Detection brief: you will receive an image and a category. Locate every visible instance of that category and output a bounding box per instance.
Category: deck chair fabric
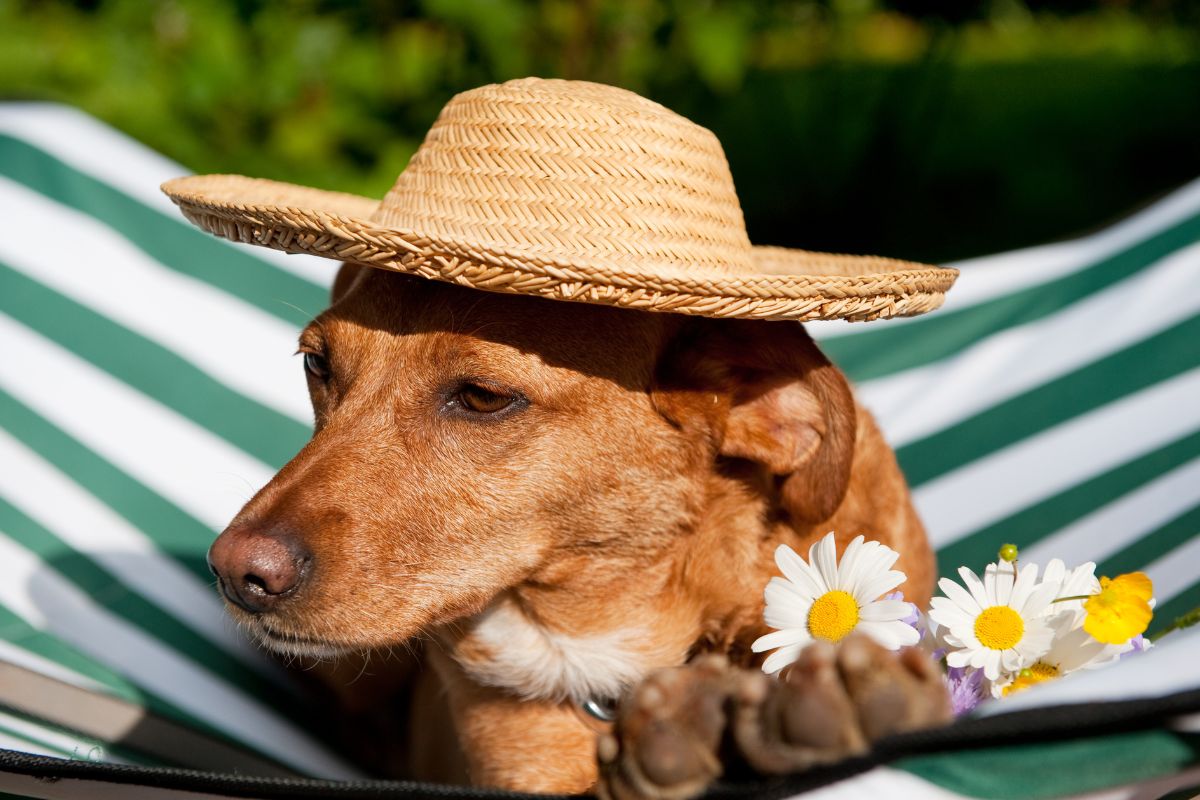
[0,103,1197,798]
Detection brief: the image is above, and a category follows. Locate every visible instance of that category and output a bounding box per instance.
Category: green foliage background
[3,0,1199,261]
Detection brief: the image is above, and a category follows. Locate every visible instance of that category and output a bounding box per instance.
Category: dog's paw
[834,635,952,741]
[731,636,951,775]
[596,638,951,800]
[596,654,732,800]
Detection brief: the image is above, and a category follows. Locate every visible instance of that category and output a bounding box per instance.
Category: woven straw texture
[163,78,957,322]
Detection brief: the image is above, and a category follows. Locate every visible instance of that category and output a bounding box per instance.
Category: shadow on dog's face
[208,265,854,659]
[209,267,702,656]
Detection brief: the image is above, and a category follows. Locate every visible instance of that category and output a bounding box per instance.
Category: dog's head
[208,265,855,657]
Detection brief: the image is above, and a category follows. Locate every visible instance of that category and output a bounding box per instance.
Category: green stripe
[1099,503,1200,578]
[824,212,1200,382]
[0,134,326,328]
[0,260,309,468]
[1152,579,1200,639]
[899,314,1200,487]
[0,502,299,714]
[936,428,1200,575]
[0,387,213,583]
[899,729,1200,800]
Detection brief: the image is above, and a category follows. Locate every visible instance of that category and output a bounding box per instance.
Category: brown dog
[207,262,947,795]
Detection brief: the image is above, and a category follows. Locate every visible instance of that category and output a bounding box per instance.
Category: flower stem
[1150,605,1200,642]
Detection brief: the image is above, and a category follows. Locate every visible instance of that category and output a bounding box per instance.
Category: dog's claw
[597,638,951,800]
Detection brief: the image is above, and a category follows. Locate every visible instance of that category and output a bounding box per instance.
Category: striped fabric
[0,103,1197,795]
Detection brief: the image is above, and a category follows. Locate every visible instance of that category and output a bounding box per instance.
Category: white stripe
[1022,456,1200,568]
[0,641,107,695]
[0,428,271,675]
[0,103,336,288]
[807,174,1200,341]
[0,177,313,423]
[0,531,360,779]
[786,766,973,800]
[0,711,124,764]
[0,312,274,531]
[1143,536,1200,607]
[0,732,58,758]
[916,368,1200,547]
[857,242,1200,447]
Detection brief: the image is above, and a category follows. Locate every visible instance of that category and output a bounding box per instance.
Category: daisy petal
[752,627,812,653]
[938,577,983,615]
[984,563,997,605]
[946,649,972,669]
[812,533,839,589]
[958,567,991,610]
[774,545,825,597]
[858,620,920,649]
[762,644,803,675]
[1021,581,1060,618]
[928,598,973,631]
[837,535,866,588]
[1065,563,1100,597]
[854,571,907,604]
[857,541,899,579]
[764,578,812,616]
[1009,562,1040,610]
[765,604,810,631]
[1042,558,1066,589]
[868,542,901,573]
[859,599,912,622]
[981,650,1004,681]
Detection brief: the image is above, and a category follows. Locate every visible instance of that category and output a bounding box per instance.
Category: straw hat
[162,78,956,322]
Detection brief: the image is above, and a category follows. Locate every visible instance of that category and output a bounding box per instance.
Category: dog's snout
[207,526,310,613]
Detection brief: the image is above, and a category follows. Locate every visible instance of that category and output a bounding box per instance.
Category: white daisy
[752,532,920,675]
[928,561,1059,681]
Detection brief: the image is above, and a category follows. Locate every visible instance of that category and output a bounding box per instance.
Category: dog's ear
[652,319,857,525]
[331,262,365,304]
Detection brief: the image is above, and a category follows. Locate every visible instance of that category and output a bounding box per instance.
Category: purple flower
[944,665,986,716]
[1121,634,1151,658]
[885,591,921,628]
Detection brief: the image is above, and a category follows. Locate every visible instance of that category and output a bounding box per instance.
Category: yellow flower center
[974,605,1024,650]
[1002,662,1060,696]
[808,590,860,642]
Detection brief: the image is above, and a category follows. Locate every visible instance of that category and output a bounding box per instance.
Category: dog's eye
[303,352,329,381]
[456,383,517,415]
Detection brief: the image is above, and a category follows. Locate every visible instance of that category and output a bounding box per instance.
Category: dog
[206,262,950,797]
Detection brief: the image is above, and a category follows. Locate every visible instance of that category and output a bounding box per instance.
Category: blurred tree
[1,0,1197,261]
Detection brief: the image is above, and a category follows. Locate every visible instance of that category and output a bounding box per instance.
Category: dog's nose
[207,526,310,614]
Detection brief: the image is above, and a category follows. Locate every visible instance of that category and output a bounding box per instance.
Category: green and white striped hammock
[0,103,1196,799]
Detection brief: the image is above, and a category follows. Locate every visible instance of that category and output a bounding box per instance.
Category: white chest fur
[452,596,655,705]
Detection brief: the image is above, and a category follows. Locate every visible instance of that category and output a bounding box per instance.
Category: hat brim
[162,174,957,323]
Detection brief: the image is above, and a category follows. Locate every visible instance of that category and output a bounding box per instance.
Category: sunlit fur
[212,265,933,792]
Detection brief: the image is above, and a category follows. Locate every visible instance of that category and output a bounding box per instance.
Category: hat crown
[373,78,754,276]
